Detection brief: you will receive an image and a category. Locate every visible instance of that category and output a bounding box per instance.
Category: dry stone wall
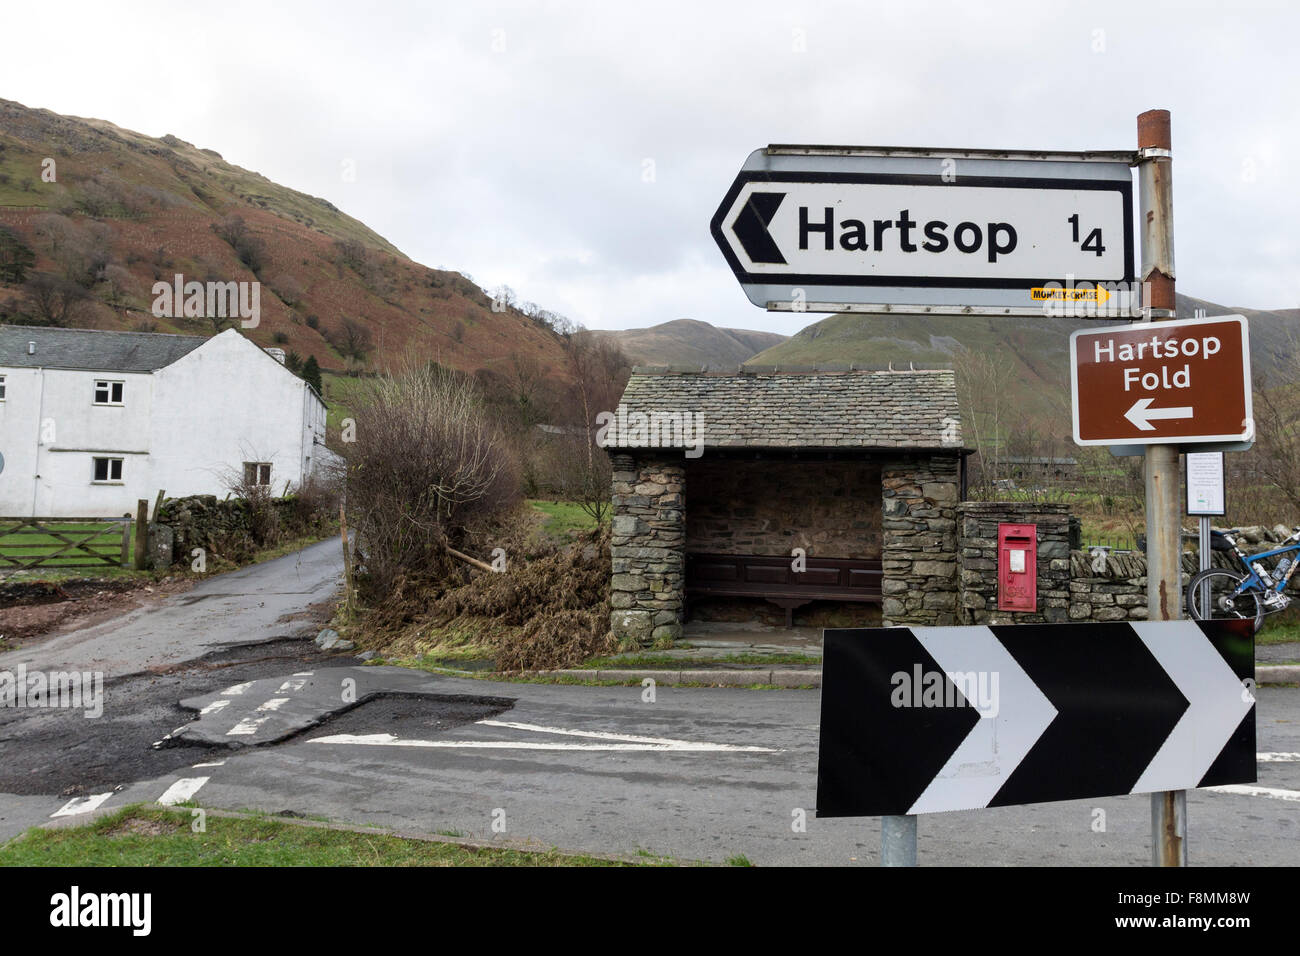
[881,454,961,626]
[609,453,685,645]
[685,458,881,558]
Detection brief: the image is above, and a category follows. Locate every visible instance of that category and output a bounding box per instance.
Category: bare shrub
[328,316,373,365]
[344,362,520,599]
[21,274,91,327]
[219,462,281,549]
[269,272,304,306]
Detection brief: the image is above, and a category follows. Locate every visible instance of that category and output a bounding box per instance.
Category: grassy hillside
[0,98,571,381]
[593,318,786,368]
[749,294,1300,434]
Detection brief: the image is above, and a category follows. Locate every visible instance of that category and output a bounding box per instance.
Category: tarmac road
[0,538,344,678]
[0,537,1296,865]
[6,662,1297,865]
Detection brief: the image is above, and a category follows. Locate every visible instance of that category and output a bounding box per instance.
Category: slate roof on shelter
[606,366,965,451]
[0,325,207,372]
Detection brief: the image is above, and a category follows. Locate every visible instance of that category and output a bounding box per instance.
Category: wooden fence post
[339,500,353,614]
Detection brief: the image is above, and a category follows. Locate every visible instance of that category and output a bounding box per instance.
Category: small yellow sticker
[1031,286,1111,302]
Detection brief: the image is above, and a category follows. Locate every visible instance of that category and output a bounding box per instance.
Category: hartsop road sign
[711,145,1138,316]
[816,620,1255,817]
[1070,314,1252,446]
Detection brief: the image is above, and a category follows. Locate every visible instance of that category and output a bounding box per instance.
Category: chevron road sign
[711,145,1139,316]
[816,620,1256,817]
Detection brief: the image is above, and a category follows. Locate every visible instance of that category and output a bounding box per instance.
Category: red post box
[997,523,1037,613]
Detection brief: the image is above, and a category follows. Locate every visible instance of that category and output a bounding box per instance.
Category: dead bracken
[355,521,613,672]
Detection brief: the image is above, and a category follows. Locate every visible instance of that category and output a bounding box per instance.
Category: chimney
[265,347,286,365]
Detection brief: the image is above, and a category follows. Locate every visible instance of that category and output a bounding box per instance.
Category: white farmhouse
[0,326,334,517]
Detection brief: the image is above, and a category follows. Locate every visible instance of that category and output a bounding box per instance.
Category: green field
[528,499,599,542]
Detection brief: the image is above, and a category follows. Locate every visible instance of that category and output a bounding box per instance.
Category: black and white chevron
[816,619,1256,817]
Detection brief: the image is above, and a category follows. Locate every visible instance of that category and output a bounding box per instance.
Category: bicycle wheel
[1185,568,1264,632]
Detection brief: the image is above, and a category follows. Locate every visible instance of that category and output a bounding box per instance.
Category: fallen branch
[447,546,497,574]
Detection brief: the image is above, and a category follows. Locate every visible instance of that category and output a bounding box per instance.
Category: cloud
[0,0,1294,333]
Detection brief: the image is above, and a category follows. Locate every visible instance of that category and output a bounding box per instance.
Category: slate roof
[0,325,207,372]
[606,367,965,451]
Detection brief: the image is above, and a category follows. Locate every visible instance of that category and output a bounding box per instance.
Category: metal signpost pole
[1137,108,1188,867]
[1200,515,1211,616]
[882,813,917,866]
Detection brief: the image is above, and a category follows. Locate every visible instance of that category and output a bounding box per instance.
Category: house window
[0,375,6,401]
[92,457,124,482]
[244,462,272,486]
[94,380,124,405]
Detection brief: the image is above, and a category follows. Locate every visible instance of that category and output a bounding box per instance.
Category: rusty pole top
[1137,109,1175,312]
[1138,109,1172,151]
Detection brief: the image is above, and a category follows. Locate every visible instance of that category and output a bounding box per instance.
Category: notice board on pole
[1186,452,1226,517]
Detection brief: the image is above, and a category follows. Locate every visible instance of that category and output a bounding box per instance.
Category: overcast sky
[1,0,1295,334]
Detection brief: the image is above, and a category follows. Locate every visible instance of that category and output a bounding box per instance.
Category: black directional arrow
[730,191,787,264]
[816,629,980,817]
[986,624,1189,808]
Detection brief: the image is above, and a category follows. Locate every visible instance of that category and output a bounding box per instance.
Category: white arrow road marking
[199,699,231,716]
[158,777,209,806]
[1258,752,1300,762]
[905,626,1058,814]
[311,719,779,753]
[277,678,308,693]
[1131,621,1255,793]
[1208,784,1300,802]
[1124,397,1194,431]
[309,734,776,752]
[221,682,253,696]
[227,697,290,736]
[476,719,761,747]
[51,792,114,818]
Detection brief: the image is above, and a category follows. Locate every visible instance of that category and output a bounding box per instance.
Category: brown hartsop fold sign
[1070,315,1252,446]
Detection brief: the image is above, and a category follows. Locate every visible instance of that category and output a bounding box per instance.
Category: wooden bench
[685,552,883,627]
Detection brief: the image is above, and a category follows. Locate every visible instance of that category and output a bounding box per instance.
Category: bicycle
[1185,526,1300,632]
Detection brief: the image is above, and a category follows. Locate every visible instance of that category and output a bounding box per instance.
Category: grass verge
[0,805,642,867]
[575,653,820,670]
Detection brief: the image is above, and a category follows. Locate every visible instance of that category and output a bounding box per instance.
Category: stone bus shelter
[602,366,969,645]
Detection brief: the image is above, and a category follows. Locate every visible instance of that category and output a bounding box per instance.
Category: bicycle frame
[1222,532,1300,598]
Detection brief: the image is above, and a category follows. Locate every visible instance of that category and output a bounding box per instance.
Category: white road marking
[278,678,308,693]
[1208,784,1300,803]
[158,777,210,806]
[226,697,290,736]
[51,792,114,818]
[310,733,776,752]
[476,719,772,748]
[191,760,225,768]
[222,682,254,696]
[200,699,231,715]
[1258,752,1300,762]
[293,671,314,677]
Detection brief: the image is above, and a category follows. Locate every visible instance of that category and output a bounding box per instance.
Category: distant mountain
[594,318,786,368]
[0,98,572,381]
[747,294,1300,432]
